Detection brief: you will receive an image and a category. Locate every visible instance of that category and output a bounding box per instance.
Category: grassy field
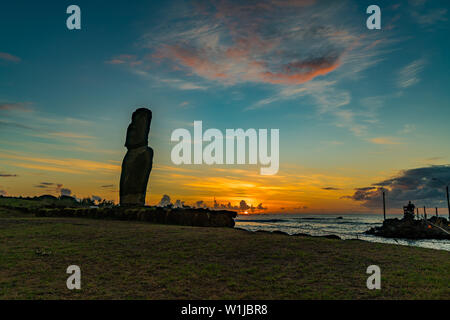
[1,208,449,300]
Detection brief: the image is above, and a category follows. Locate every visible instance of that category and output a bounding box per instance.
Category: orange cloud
[165,45,229,81]
[106,54,142,67]
[162,44,340,85]
[369,137,401,145]
[48,132,94,140]
[0,102,32,112]
[9,162,84,174]
[260,58,341,85]
[0,151,120,175]
[139,0,351,87]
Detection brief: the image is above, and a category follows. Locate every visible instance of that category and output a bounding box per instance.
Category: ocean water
[235,214,450,251]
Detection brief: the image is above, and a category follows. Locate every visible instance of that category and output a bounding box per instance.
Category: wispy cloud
[105,0,397,140]
[247,80,351,112]
[411,8,447,26]
[144,0,390,138]
[0,173,18,177]
[48,132,94,140]
[0,150,120,175]
[159,78,208,90]
[105,54,143,67]
[111,1,389,90]
[0,52,21,63]
[100,184,116,189]
[33,182,73,197]
[335,109,367,137]
[408,0,427,6]
[369,137,401,145]
[400,124,416,134]
[0,120,35,130]
[0,102,32,112]
[407,0,448,30]
[145,1,351,86]
[38,116,93,127]
[0,103,96,140]
[397,59,426,88]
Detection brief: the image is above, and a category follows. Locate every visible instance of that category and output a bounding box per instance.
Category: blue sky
[1,0,449,213]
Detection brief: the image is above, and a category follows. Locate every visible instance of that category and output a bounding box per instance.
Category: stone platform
[35,207,237,228]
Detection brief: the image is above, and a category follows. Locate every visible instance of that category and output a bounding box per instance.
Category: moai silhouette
[120,108,153,206]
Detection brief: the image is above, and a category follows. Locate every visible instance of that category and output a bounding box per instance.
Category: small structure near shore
[365,201,450,240]
[403,201,415,220]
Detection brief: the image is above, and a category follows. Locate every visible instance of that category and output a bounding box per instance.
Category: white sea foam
[235,214,450,251]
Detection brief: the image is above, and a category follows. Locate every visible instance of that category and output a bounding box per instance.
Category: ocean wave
[235,219,285,223]
[295,217,344,221]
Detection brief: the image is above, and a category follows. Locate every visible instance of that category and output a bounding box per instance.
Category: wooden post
[416,207,419,220]
[423,206,427,220]
[435,207,438,217]
[382,191,386,221]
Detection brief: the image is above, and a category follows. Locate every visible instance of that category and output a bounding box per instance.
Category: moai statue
[120,108,153,206]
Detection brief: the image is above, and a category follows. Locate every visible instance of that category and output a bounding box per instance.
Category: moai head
[125,108,152,149]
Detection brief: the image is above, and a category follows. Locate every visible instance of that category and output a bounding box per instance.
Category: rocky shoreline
[365,216,450,240]
[235,227,342,239]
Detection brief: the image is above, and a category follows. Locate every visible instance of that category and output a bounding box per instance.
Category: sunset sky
[1,0,449,214]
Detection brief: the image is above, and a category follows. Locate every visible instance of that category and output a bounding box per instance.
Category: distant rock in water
[365,217,450,240]
[120,108,154,207]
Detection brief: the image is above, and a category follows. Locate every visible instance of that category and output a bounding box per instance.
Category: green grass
[0,208,449,300]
